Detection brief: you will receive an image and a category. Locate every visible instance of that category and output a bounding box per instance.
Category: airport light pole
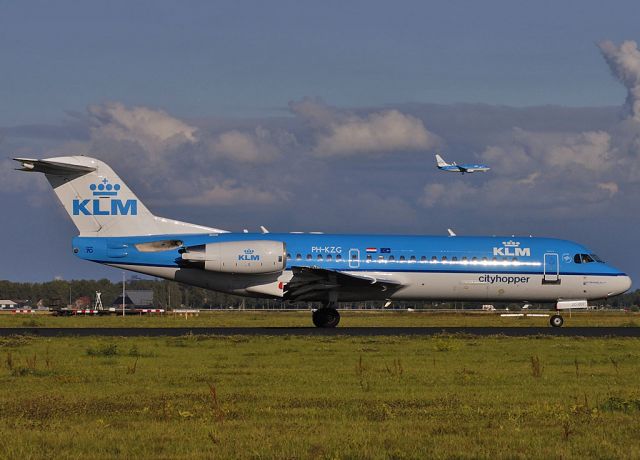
[122,271,125,317]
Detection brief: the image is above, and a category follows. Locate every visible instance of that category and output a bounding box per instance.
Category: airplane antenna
[243,229,248,233]
[447,228,457,237]
[260,226,270,234]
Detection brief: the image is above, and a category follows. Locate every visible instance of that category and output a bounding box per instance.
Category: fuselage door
[543,252,560,284]
[348,248,360,269]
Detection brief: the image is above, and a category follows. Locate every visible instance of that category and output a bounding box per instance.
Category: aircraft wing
[284,266,403,301]
[458,165,470,172]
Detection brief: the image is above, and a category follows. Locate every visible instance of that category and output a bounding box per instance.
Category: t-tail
[14,156,224,237]
[435,153,449,168]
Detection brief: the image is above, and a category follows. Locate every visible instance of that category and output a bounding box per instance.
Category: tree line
[0,278,638,310]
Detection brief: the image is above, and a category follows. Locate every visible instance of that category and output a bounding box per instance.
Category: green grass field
[1,309,639,328]
[1,333,640,459]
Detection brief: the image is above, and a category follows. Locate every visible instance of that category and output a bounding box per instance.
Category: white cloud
[314,110,437,156]
[88,102,197,153]
[484,128,612,172]
[598,40,640,122]
[290,98,439,156]
[541,131,612,171]
[211,126,292,162]
[597,181,619,197]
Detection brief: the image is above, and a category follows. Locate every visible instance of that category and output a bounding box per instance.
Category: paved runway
[1,327,640,337]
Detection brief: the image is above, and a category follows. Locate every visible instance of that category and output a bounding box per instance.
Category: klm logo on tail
[72,179,138,216]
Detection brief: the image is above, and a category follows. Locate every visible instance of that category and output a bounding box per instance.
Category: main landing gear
[312,304,340,328]
[550,314,564,328]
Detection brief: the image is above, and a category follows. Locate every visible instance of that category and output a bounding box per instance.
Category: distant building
[0,300,17,309]
[112,290,153,308]
[74,296,91,309]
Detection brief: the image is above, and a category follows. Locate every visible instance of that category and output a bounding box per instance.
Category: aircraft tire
[550,314,564,328]
[312,307,340,328]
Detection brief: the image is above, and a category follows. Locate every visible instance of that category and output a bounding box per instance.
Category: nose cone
[610,275,632,296]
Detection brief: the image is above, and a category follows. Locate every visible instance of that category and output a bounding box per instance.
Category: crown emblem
[90,178,121,197]
[502,240,520,247]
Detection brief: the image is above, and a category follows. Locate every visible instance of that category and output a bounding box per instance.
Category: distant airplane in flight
[14,156,630,328]
[435,153,490,174]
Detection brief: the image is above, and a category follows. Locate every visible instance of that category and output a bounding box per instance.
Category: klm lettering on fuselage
[492,241,531,257]
[73,199,138,216]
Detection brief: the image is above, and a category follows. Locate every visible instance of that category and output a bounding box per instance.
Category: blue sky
[2,0,639,124]
[1,1,640,286]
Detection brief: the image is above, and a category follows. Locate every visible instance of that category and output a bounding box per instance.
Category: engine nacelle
[181,240,286,274]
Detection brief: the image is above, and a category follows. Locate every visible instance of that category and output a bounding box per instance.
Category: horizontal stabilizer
[14,158,96,175]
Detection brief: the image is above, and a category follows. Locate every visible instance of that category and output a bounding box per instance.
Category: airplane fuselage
[72,233,631,304]
[437,164,490,173]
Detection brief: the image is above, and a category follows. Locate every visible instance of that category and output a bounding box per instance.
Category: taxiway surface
[1,327,639,337]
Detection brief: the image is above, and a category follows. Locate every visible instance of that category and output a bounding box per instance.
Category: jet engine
[180,240,286,274]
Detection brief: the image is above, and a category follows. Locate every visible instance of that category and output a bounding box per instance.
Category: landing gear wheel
[550,314,564,328]
[312,307,340,328]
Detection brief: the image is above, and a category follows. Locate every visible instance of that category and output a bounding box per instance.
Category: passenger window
[296,253,302,260]
[336,254,342,261]
[442,256,448,261]
[420,256,426,261]
[366,255,372,261]
[316,254,323,261]
[512,257,518,262]
[378,255,384,261]
[306,254,312,260]
[388,255,395,261]
[482,257,488,262]
[326,255,332,261]
[351,253,357,260]
[492,257,497,261]
[431,256,438,262]
[472,257,478,262]
[286,253,291,260]
[399,256,406,261]
[462,257,468,262]
[410,256,416,262]
[451,256,458,261]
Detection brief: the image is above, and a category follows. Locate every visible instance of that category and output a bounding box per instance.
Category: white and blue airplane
[15,156,631,327]
[435,153,490,173]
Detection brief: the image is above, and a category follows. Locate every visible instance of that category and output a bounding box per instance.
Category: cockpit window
[581,254,594,263]
[575,253,597,264]
[591,254,605,263]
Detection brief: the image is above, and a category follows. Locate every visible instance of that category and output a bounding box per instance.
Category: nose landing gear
[312,304,340,328]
